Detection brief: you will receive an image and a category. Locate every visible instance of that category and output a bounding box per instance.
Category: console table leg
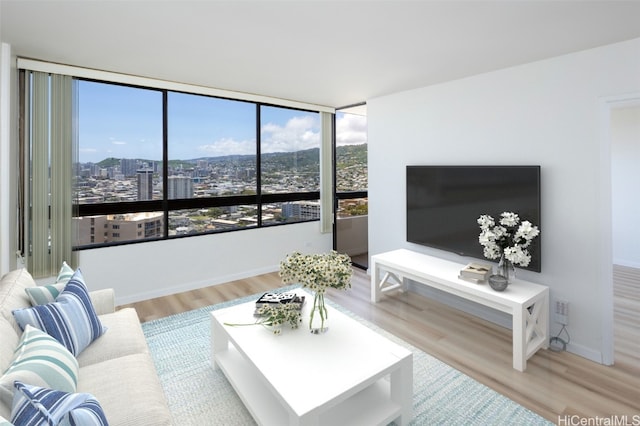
[513,308,526,372]
[371,260,381,303]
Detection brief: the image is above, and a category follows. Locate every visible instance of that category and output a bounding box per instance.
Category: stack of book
[254,292,305,316]
[459,263,492,283]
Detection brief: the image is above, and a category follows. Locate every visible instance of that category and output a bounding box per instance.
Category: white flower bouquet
[279,251,352,332]
[477,212,540,267]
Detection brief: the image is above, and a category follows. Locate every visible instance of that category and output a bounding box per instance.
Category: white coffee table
[210,289,413,426]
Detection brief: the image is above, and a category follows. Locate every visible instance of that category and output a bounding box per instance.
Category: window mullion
[256,104,262,227]
[162,90,169,238]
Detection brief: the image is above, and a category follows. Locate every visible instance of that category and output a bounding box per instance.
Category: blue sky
[78,81,366,164]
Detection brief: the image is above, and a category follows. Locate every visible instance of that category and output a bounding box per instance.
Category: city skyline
[78,80,367,164]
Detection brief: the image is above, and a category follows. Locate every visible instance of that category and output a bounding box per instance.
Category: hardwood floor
[123,268,640,423]
[614,264,640,370]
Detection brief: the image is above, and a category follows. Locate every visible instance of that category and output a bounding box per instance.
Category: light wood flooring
[123,267,640,423]
[614,264,640,370]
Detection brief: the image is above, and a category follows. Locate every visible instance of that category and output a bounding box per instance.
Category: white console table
[371,249,549,372]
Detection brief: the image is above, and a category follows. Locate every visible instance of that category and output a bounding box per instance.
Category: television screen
[406,165,541,272]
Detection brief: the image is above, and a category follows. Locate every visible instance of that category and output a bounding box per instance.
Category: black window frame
[75,79,321,250]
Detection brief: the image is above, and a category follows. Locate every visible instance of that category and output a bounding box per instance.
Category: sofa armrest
[90,289,116,315]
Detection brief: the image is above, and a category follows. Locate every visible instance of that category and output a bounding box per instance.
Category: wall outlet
[554,300,569,325]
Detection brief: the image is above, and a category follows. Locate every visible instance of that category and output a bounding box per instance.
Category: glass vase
[488,253,515,292]
[497,253,516,283]
[309,291,329,334]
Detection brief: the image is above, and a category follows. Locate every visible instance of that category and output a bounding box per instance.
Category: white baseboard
[565,341,604,364]
[115,264,280,306]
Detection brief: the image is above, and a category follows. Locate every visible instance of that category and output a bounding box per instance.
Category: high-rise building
[120,158,138,177]
[137,169,154,201]
[106,212,164,242]
[282,201,320,220]
[168,176,194,199]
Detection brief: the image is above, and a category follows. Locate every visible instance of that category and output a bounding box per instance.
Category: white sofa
[0,268,172,425]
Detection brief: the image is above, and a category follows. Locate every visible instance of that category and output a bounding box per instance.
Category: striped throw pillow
[0,325,79,405]
[11,381,108,426]
[24,282,66,306]
[12,269,107,356]
[24,261,75,305]
[55,261,76,284]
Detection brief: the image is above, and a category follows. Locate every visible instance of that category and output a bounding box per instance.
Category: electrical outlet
[554,300,569,325]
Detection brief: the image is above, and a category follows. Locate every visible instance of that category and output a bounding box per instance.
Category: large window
[335,110,368,218]
[74,80,321,247]
[260,105,320,194]
[76,81,163,203]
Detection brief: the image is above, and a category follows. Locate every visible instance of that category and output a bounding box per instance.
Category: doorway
[610,103,640,370]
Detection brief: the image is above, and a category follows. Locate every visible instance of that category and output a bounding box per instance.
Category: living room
[1,1,640,424]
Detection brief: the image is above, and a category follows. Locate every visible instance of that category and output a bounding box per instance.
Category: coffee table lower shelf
[214,345,405,426]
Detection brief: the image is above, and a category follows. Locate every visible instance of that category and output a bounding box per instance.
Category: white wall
[367,37,640,363]
[76,221,331,306]
[611,106,640,268]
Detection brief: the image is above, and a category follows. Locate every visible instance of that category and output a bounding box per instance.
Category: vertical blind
[23,70,76,278]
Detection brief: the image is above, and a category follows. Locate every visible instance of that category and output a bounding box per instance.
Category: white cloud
[197,137,256,157]
[336,113,367,146]
[261,115,320,153]
[111,140,127,145]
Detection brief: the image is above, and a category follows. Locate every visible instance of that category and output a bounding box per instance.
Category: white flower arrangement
[477,212,540,267]
[280,251,352,332]
[279,251,353,293]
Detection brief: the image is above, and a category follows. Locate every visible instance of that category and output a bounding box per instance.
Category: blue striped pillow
[12,269,107,356]
[0,325,78,405]
[11,381,108,426]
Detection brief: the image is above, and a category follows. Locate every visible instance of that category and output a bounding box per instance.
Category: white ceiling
[2,1,640,109]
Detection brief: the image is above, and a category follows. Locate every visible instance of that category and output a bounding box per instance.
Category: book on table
[254,292,305,316]
[459,262,492,282]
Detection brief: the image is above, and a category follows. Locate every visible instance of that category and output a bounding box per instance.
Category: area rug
[142,287,552,425]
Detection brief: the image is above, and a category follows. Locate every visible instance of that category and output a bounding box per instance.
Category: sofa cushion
[77,308,149,368]
[0,269,36,335]
[0,318,19,378]
[0,415,11,425]
[24,261,75,306]
[12,269,107,357]
[0,325,79,405]
[78,354,172,426]
[11,381,107,426]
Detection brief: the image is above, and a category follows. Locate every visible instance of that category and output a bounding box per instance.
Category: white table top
[211,289,412,417]
[372,249,548,310]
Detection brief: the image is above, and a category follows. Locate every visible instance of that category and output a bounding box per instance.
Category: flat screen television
[406,165,541,272]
